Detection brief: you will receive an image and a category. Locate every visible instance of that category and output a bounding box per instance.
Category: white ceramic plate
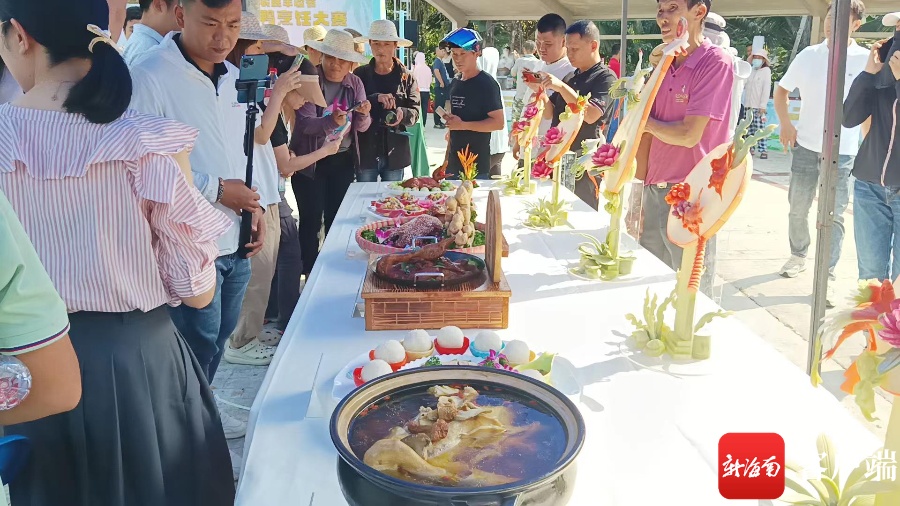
[383,184,457,199]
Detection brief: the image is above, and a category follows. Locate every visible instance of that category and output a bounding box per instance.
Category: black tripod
[235,79,261,259]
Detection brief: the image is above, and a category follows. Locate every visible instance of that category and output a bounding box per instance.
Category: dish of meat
[368,194,448,219]
[373,241,486,289]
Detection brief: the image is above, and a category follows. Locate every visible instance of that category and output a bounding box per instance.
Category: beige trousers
[232,203,281,348]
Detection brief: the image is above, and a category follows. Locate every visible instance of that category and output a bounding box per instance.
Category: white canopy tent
[427,0,898,27]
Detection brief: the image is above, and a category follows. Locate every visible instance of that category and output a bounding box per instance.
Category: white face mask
[751,59,763,69]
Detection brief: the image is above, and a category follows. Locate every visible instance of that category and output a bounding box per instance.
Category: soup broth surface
[348,383,566,487]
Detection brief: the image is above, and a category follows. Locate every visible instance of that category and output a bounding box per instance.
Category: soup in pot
[348,384,566,488]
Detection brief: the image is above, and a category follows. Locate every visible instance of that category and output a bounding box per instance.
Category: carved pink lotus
[541,127,565,147]
[592,143,620,168]
[532,158,553,179]
[879,300,900,347]
[522,103,540,120]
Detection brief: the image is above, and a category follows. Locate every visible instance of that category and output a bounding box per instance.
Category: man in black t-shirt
[542,20,617,209]
[440,28,504,180]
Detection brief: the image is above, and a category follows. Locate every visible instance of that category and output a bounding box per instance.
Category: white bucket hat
[303,24,328,47]
[751,48,770,64]
[884,12,900,27]
[306,29,369,64]
[239,12,277,42]
[363,19,412,47]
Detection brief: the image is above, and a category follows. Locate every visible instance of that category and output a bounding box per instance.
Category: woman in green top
[0,188,80,425]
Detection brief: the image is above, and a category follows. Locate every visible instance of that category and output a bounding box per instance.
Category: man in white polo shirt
[123,0,180,66]
[773,0,868,306]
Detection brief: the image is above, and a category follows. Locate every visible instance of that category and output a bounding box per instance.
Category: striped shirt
[0,104,232,313]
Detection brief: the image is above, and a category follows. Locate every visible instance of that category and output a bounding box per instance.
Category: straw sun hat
[306,29,368,63]
[262,23,305,53]
[239,12,277,41]
[303,24,328,46]
[363,19,412,47]
[751,48,770,65]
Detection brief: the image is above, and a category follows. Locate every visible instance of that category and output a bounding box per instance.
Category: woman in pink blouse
[0,1,235,504]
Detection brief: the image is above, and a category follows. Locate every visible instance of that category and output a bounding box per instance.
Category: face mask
[751,59,763,69]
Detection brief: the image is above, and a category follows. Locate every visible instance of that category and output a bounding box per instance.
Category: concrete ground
[216,124,890,475]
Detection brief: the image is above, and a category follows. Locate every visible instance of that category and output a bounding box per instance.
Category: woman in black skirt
[0,1,235,504]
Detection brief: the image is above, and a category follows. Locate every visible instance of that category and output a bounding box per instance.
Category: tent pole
[620,0,628,70]
[806,0,850,376]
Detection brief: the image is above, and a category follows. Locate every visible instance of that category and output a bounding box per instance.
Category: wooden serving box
[362,191,511,331]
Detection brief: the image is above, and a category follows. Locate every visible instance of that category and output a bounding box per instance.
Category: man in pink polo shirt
[637,0,733,296]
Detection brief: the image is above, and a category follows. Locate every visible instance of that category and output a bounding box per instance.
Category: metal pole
[807,0,850,376]
[620,0,628,71]
[399,8,407,63]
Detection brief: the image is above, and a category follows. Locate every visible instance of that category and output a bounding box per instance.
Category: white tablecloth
[236,182,880,506]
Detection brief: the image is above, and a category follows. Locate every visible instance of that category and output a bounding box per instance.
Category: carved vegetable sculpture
[445,181,475,247]
[625,115,773,360]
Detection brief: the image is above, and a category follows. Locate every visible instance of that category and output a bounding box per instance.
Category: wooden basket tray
[361,270,511,331]
[362,191,510,331]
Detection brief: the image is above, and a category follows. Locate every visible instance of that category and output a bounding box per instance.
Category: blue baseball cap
[440,28,483,52]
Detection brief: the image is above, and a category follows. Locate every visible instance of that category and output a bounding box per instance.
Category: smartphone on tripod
[237,54,270,104]
[235,54,270,258]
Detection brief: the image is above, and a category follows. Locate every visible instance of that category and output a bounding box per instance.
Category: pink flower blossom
[592,143,621,168]
[542,127,565,147]
[532,158,553,179]
[523,103,539,120]
[879,300,900,347]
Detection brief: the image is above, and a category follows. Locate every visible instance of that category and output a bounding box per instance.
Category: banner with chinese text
[258,0,385,46]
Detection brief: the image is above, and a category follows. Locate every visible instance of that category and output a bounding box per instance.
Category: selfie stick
[235,79,261,259]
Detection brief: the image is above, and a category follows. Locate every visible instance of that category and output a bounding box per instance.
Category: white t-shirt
[531,56,575,137]
[511,55,541,100]
[0,68,21,105]
[777,40,869,155]
[123,24,167,67]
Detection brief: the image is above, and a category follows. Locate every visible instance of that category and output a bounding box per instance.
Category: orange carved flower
[708,147,735,197]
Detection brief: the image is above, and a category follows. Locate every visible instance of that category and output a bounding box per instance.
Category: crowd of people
[1,0,900,504]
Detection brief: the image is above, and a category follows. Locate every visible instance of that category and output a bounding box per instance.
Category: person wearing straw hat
[290,29,371,275]
[353,19,421,182]
[744,46,771,159]
[223,12,306,368]
[303,24,328,66]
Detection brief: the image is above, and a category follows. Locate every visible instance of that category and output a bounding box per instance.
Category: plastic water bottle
[0,356,32,410]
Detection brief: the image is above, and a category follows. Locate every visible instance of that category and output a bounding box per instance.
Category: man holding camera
[130,0,265,404]
[353,20,421,182]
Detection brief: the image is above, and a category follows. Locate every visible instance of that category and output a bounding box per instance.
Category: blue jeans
[854,179,900,281]
[357,156,404,182]
[169,253,251,382]
[787,145,852,278]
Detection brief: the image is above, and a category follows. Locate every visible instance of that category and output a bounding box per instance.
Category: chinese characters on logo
[259,0,347,27]
[865,449,898,483]
[718,433,785,499]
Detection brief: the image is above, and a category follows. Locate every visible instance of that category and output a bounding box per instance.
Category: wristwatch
[215,177,225,203]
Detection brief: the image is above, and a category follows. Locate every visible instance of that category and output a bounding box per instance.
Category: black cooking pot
[330,366,585,506]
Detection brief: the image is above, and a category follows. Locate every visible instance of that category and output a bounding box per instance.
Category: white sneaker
[826,285,837,309]
[223,338,276,366]
[779,255,807,278]
[230,449,242,482]
[220,409,247,440]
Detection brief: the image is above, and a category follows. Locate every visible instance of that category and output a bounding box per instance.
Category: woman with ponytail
[0,0,236,504]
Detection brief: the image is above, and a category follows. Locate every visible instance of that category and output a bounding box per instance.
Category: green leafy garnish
[472,230,485,247]
[361,230,377,243]
[423,357,442,367]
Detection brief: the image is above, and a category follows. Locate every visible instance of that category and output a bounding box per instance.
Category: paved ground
[216,125,891,475]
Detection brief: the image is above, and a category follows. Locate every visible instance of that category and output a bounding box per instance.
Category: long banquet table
[236,182,880,505]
